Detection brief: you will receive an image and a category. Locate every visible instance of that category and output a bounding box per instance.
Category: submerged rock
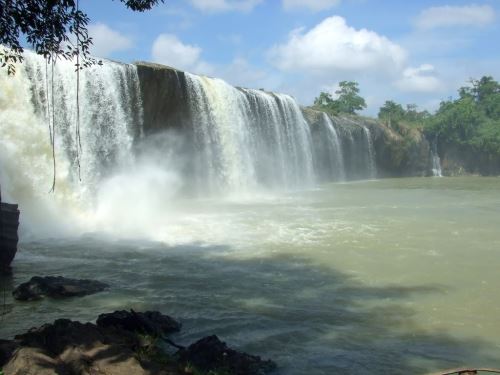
[97,310,181,337]
[178,335,277,375]
[12,276,109,301]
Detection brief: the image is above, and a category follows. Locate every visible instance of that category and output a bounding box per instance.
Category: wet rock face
[97,310,181,337]
[134,62,192,134]
[178,335,277,375]
[12,276,109,301]
[0,202,20,274]
[439,141,500,176]
[303,108,432,178]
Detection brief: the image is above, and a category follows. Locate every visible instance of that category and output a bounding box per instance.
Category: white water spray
[431,140,443,177]
[185,73,315,193]
[0,52,143,235]
[322,113,346,181]
[361,125,377,179]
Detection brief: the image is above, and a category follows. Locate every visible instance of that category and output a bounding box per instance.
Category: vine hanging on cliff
[0,0,164,191]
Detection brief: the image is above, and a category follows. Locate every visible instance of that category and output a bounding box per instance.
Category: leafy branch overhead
[0,0,164,74]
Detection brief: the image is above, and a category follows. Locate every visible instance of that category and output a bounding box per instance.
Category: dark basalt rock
[97,310,181,337]
[178,335,277,375]
[12,276,109,301]
[0,313,277,375]
[4,318,160,375]
[0,339,19,367]
[0,202,20,274]
[15,319,123,355]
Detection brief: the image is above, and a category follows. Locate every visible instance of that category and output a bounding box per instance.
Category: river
[2,176,499,374]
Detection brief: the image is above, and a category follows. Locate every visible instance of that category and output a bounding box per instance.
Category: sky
[81,0,500,115]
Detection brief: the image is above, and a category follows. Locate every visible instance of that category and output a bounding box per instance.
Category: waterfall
[2,53,393,237]
[184,73,315,193]
[361,125,377,179]
[322,113,346,181]
[0,52,142,232]
[431,139,443,177]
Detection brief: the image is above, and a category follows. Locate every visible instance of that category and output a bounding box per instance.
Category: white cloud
[395,64,444,93]
[88,23,133,58]
[415,4,495,30]
[187,0,262,13]
[151,33,214,74]
[282,0,341,12]
[268,16,407,75]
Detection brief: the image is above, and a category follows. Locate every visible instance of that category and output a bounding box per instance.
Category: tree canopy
[374,76,500,157]
[426,76,500,155]
[378,101,429,127]
[0,0,164,74]
[314,81,366,115]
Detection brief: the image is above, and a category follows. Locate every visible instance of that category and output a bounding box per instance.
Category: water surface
[2,176,500,374]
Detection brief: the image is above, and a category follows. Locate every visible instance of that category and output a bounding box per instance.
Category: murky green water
[2,177,500,374]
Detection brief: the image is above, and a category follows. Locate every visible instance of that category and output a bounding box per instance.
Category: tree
[314,92,334,107]
[313,81,366,115]
[378,100,405,123]
[0,0,163,75]
[334,81,366,114]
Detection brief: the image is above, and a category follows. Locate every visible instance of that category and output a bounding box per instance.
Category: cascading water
[184,73,315,193]
[361,125,377,179]
[0,51,143,234]
[322,113,346,181]
[431,139,443,177]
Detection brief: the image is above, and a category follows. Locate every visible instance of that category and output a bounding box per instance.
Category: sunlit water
[1,176,500,374]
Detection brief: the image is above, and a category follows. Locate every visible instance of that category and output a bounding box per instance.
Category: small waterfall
[184,73,315,193]
[361,125,377,179]
[431,139,443,177]
[322,113,346,181]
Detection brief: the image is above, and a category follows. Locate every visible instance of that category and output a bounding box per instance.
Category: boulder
[12,276,109,301]
[178,335,276,375]
[97,310,181,337]
[0,313,277,375]
[2,319,168,375]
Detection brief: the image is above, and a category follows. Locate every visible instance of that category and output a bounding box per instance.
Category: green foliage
[378,101,429,129]
[334,81,367,114]
[0,0,163,74]
[378,100,405,123]
[313,81,366,115]
[426,76,500,157]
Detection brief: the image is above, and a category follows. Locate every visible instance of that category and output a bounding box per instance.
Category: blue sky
[82,0,500,115]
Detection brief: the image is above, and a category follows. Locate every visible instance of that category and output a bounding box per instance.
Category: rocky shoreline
[1,277,277,375]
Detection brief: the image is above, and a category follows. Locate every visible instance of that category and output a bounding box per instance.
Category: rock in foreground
[2,318,164,375]
[97,310,182,336]
[178,335,277,375]
[0,311,276,375]
[12,276,109,301]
